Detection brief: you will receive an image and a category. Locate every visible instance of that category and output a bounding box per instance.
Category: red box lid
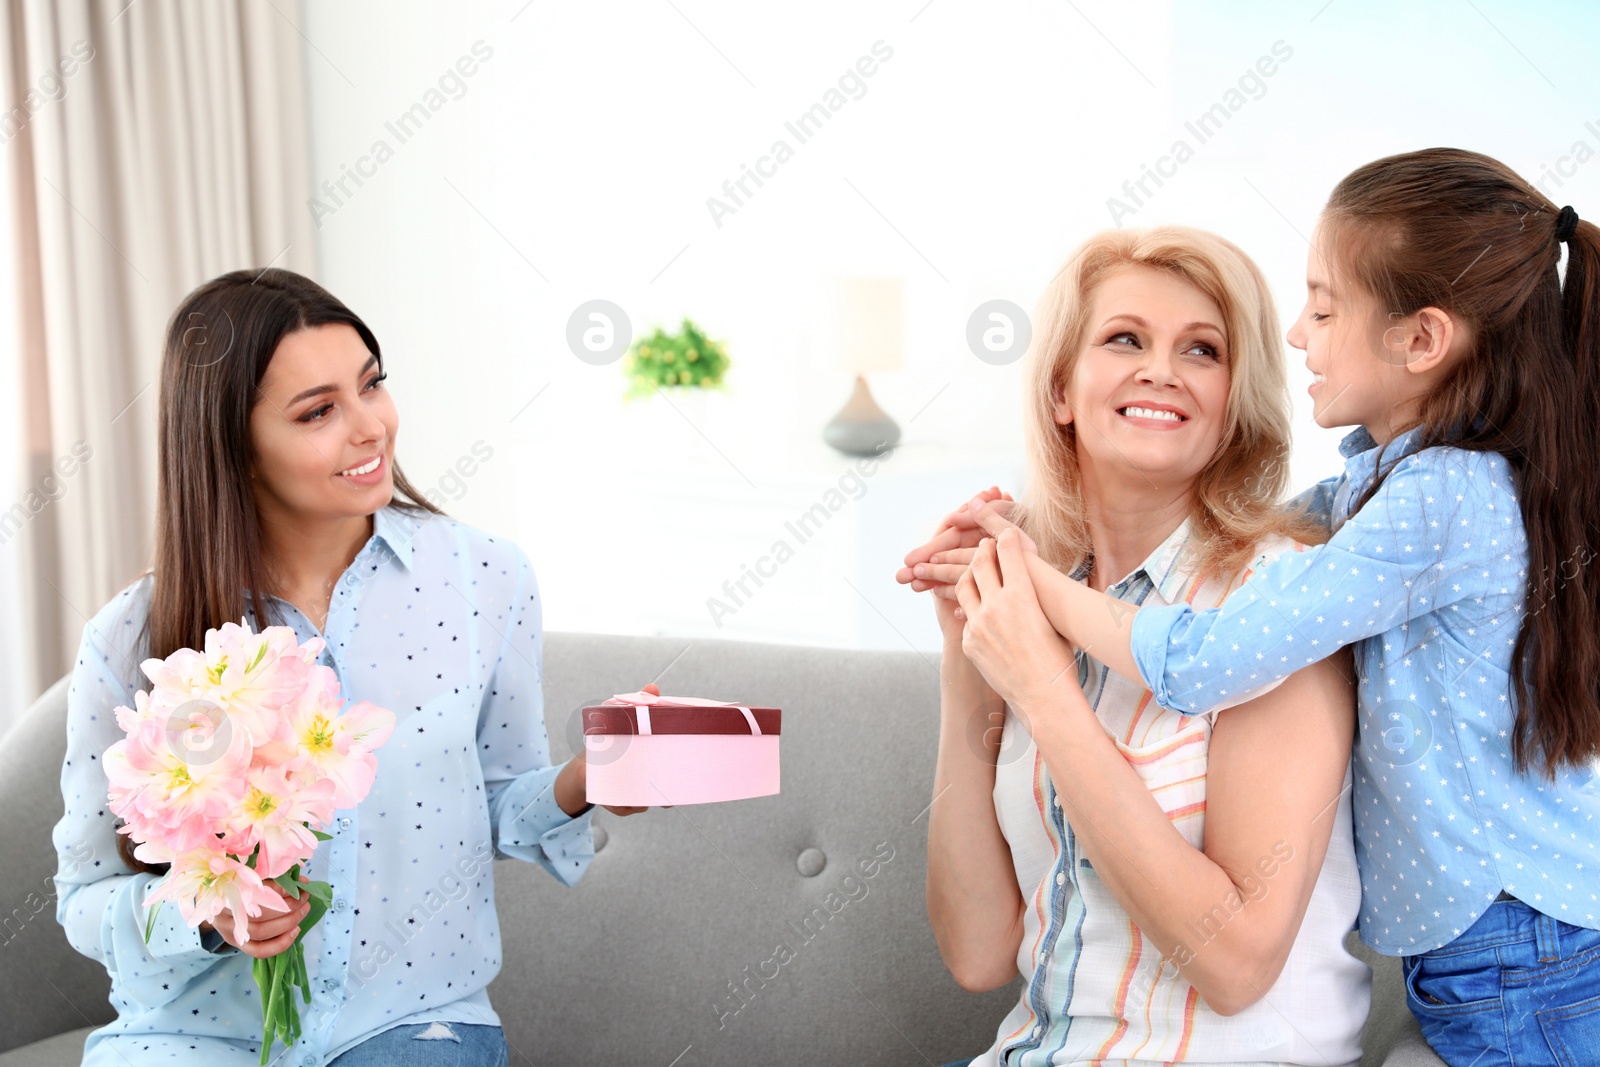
[582,703,781,736]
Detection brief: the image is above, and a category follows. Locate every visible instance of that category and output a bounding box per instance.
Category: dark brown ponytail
[1324,147,1600,778]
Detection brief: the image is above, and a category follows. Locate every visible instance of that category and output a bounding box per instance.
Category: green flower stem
[288,949,302,1042]
[265,959,278,1034]
[271,956,287,1037]
[256,905,327,1061]
[254,849,334,1063]
[281,956,294,1036]
[251,958,266,1055]
[258,956,280,1065]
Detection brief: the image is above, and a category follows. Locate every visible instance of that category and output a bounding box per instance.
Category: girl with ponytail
[910,148,1600,1064]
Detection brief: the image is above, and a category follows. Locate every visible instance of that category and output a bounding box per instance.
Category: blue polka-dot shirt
[1131,425,1600,955]
[51,503,593,1064]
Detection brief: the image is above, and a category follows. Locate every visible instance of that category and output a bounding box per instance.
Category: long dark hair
[1324,147,1600,778]
[118,268,447,874]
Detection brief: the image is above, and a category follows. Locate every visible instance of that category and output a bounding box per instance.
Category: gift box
[582,691,781,806]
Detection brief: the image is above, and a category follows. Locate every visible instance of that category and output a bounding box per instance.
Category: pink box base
[584,734,780,806]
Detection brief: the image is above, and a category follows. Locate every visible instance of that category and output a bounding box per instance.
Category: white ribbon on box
[603,691,762,735]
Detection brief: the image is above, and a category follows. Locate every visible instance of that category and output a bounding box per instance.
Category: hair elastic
[1556,205,1580,243]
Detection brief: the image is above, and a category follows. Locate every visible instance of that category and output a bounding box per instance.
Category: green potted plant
[623,317,730,400]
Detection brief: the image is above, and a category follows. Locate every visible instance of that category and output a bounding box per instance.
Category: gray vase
[823,375,901,456]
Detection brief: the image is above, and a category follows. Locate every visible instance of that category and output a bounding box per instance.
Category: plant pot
[629,386,732,442]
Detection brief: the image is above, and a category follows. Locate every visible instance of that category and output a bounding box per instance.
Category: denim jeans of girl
[1404,896,1600,1067]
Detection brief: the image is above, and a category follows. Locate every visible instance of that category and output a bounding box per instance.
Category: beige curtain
[2,0,317,708]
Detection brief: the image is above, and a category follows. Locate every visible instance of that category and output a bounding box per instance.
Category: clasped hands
[896,487,1076,713]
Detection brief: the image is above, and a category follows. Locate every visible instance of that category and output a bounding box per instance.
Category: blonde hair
[1015,226,1325,582]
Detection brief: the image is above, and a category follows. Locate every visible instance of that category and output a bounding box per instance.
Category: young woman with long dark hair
[52,268,652,1066]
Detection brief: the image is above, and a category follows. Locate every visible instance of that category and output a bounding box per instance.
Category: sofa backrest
[0,633,1017,1063]
[3,631,1427,1066]
[0,675,117,1054]
[492,632,1019,1066]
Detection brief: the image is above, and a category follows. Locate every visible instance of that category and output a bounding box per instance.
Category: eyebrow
[286,354,379,408]
[1100,313,1223,334]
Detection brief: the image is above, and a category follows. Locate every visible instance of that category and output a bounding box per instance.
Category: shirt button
[333,898,349,913]
[339,817,352,829]
[1055,872,1066,886]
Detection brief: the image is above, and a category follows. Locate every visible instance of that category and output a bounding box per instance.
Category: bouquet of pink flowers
[103,621,394,1064]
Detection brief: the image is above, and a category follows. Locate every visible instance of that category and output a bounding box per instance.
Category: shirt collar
[1141,518,1196,602]
[1339,423,1430,492]
[370,503,419,571]
[1065,517,1195,603]
[1337,425,1379,459]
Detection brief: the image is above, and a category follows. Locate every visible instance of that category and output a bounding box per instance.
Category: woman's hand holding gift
[556,683,671,818]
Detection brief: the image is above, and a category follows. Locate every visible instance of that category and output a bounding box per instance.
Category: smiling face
[1053,264,1231,494]
[249,323,397,524]
[1286,221,1413,435]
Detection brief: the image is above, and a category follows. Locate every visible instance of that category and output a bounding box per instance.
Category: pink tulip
[105,717,250,852]
[111,688,172,735]
[222,764,337,879]
[285,667,395,809]
[138,623,320,746]
[104,622,394,1061]
[139,840,291,945]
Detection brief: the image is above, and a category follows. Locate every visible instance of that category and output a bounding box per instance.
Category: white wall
[300,0,1600,652]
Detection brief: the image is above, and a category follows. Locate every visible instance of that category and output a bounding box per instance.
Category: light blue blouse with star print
[51,503,594,1065]
[1131,425,1600,956]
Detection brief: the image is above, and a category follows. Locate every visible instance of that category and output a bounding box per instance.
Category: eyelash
[299,372,387,424]
[1105,331,1220,360]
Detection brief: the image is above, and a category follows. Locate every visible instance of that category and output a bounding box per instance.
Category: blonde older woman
[900,228,1369,1066]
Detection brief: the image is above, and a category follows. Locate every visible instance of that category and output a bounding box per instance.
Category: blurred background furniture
[821,275,904,456]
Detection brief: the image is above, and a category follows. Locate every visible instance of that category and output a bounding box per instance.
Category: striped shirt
[972,519,1369,1066]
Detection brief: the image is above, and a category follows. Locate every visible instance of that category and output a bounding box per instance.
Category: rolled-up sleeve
[477,547,595,887]
[1132,448,1510,713]
[52,608,234,1013]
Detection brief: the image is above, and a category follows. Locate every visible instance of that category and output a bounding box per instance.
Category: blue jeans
[1404,897,1600,1066]
[326,1022,508,1067]
[937,1060,974,1067]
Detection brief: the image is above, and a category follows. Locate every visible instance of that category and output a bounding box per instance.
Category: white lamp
[821,276,902,456]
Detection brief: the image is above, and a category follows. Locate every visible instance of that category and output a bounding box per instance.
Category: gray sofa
[0,632,1442,1066]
